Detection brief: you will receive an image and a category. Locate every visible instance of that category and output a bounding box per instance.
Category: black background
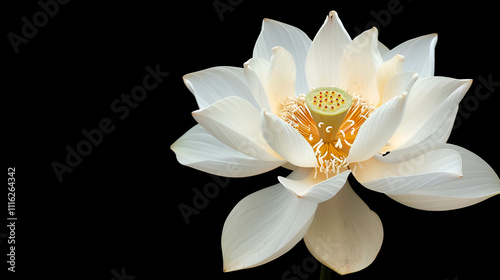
[4,0,500,279]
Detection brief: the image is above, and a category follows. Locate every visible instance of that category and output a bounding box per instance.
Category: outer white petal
[192,96,281,161]
[171,125,285,177]
[183,66,259,109]
[388,194,492,211]
[392,78,472,150]
[304,181,383,275]
[347,94,407,163]
[260,111,318,167]
[339,28,383,106]
[253,18,312,94]
[376,54,404,105]
[422,145,500,198]
[305,11,351,89]
[353,147,463,195]
[404,144,498,192]
[382,34,437,78]
[267,47,297,115]
[222,183,317,271]
[389,144,500,210]
[278,168,351,203]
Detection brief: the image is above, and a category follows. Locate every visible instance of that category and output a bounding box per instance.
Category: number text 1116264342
[7,167,16,272]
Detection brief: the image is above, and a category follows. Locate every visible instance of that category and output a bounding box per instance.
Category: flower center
[304,87,353,143]
[280,88,374,178]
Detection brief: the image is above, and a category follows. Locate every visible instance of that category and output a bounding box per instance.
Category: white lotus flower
[171,11,500,275]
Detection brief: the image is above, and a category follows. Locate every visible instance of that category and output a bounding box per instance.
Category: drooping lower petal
[171,125,285,177]
[304,181,384,275]
[222,183,317,271]
[388,144,500,210]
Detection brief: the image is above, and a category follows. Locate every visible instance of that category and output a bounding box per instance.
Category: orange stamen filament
[280,93,374,178]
